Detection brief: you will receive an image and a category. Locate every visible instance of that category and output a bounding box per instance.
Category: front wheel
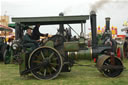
[28,46,63,80]
[96,55,124,77]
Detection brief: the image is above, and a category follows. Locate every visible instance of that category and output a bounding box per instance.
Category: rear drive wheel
[28,46,63,80]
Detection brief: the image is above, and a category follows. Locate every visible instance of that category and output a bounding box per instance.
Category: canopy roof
[0,25,13,32]
[12,15,89,25]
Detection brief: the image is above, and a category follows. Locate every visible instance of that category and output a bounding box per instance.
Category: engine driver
[23,26,39,53]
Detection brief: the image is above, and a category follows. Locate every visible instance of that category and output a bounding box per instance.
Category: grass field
[0,60,128,85]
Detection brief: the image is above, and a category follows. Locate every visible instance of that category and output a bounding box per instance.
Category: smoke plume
[63,6,73,15]
[90,0,128,12]
[90,0,111,12]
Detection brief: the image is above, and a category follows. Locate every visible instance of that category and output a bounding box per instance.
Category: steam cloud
[63,6,72,15]
[90,0,111,12]
[90,0,127,12]
[62,0,128,15]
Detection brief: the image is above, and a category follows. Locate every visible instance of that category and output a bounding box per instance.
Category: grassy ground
[0,60,128,85]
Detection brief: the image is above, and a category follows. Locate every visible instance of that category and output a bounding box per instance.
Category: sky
[0,0,128,35]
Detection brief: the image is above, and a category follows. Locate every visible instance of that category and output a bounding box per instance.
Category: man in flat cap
[23,26,39,53]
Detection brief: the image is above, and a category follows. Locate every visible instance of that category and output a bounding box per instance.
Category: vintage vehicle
[96,17,124,60]
[0,27,12,62]
[121,27,128,59]
[11,11,124,80]
[0,36,7,61]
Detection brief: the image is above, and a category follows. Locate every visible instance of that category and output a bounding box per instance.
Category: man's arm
[40,33,45,36]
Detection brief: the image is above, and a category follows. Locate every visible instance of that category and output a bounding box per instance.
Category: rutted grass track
[0,60,128,85]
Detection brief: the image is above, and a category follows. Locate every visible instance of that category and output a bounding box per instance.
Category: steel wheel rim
[28,46,63,80]
[102,57,123,77]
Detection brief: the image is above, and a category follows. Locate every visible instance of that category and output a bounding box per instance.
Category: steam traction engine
[11,11,124,80]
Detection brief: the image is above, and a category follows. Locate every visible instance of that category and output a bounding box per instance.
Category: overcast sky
[0,0,128,35]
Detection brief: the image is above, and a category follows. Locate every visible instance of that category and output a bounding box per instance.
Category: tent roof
[0,25,13,32]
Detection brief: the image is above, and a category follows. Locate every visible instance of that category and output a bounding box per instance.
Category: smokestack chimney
[104,17,112,38]
[59,12,64,16]
[105,17,111,31]
[59,12,64,36]
[90,11,97,47]
[58,12,64,36]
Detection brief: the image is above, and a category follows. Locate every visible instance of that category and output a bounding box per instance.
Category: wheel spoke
[50,63,59,66]
[47,67,51,75]
[44,69,47,77]
[40,51,45,59]
[49,52,54,59]
[51,66,57,72]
